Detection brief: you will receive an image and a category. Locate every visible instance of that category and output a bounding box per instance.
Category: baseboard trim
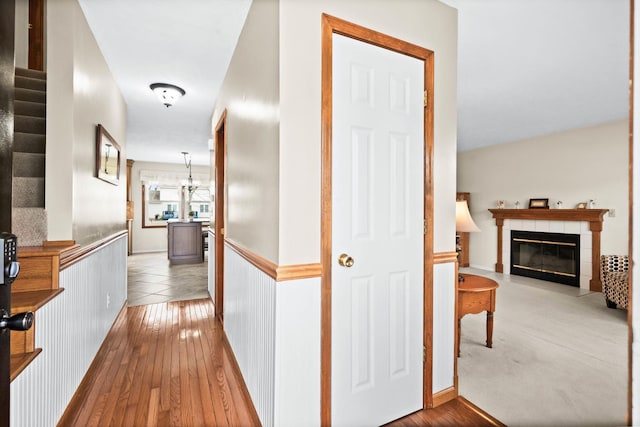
[432,385,458,407]
[457,395,507,427]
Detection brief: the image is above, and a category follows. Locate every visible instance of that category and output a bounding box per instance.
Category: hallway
[58,252,503,426]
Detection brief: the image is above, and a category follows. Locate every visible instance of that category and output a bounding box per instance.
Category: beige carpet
[458,268,627,427]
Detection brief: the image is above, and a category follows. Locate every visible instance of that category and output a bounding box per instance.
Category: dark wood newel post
[495,218,504,273]
[488,209,608,292]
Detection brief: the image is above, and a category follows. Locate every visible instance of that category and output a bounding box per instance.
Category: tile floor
[127,251,210,306]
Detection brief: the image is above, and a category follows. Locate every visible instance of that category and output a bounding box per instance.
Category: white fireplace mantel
[488,209,609,291]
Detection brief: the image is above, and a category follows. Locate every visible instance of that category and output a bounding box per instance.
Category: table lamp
[456,200,480,282]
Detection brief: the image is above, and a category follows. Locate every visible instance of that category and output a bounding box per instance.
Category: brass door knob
[338,253,354,267]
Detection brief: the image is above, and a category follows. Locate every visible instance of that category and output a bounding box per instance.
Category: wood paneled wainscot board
[488,209,608,291]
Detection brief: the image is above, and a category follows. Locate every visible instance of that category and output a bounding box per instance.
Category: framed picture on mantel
[528,198,549,209]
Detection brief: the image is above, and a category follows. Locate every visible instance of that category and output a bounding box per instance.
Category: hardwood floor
[59,252,503,426]
[58,299,260,427]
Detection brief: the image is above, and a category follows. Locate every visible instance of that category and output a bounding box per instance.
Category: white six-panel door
[331,33,425,426]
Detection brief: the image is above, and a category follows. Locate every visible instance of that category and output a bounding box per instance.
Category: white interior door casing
[331,33,425,426]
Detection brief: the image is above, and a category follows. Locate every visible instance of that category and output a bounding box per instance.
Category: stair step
[15,68,46,80]
[15,87,45,103]
[12,208,47,247]
[12,289,64,314]
[15,115,45,135]
[13,152,45,178]
[14,100,45,118]
[14,132,45,154]
[15,75,46,92]
[10,349,42,382]
[12,177,45,208]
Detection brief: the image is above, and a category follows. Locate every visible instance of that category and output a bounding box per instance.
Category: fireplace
[510,230,580,287]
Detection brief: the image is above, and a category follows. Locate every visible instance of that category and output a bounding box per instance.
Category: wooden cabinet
[167,222,203,265]
[456,192,470,267]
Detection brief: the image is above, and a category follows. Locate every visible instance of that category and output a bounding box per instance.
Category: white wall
[458,119,629,271]
[46,0,127,246]
[130,160,210,253]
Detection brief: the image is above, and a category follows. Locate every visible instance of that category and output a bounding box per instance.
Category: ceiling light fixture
[149,83,186,107]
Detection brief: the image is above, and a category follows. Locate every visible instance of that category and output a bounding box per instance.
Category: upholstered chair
[600,255,629,310]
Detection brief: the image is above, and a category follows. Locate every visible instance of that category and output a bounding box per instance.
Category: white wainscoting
[10,235,128,427]
[224,245,276,427]
[432,262,456,393]
[274,278,321,427]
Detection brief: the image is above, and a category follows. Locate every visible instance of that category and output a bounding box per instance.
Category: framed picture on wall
[96,124,121,185]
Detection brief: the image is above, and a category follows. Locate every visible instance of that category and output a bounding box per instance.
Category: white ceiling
[442,0,630,151]
[78,0,630,165]
[78,0,252,166]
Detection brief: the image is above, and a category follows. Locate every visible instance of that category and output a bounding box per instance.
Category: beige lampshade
[456,201,480,233]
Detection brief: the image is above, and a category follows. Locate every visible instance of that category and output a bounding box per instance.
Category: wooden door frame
[320,14,435,425]
[28,0,44,71]
[0,0,15,233]
[214,110,227,321]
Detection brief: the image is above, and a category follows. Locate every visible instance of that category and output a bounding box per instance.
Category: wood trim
[43,240,76,248]
[320,15,334,425]
[11,288,64,313]
[321,13,436,423]
[0,0,15,233]
[28,0,44,71]
[275,264,323,282]
[488,209,608,292]
[488,208,608,222]
[59,230,128,270]
[224,238,322,282]
[456,396,507,427]
[141,184,165,229]
[10,349,41,382]
[126,160,135,255]
[432,386,458,407]
[433,252,459,265]
[214,110,227,320]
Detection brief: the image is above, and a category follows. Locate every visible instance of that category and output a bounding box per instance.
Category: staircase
[12,67,47,247]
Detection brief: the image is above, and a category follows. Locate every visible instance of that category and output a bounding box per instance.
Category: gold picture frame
[96,124,121,185]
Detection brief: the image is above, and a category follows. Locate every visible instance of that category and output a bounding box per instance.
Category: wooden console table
[458,274,499,357]
[488,209,608,291]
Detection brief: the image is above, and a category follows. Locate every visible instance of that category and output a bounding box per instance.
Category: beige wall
[14,0,28,68]
[46,0,127,245]
[212,0,459,265]
[130,160,210,253]
[278,0,458,265]
[457,119,629,271]
[211,0,280,263]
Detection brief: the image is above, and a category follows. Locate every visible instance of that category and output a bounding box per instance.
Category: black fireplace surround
[510,230,580,287]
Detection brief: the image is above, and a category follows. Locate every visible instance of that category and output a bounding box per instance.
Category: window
[142,183,211,228]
